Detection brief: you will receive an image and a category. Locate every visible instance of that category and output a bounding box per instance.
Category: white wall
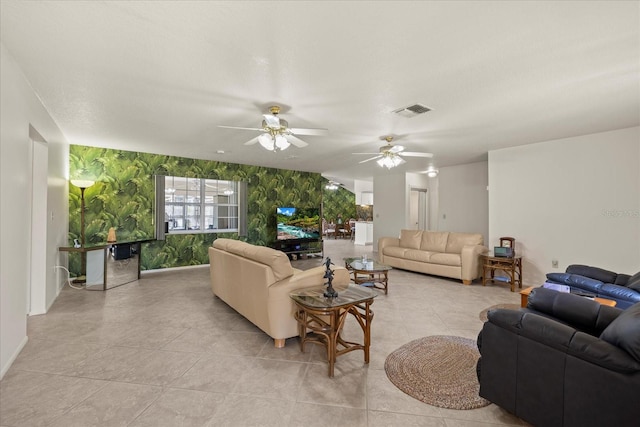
[373,172,406,249]
[489,127,640,287]
[1,44,69,378]
[353,179,373,204]
[437,161,489,245]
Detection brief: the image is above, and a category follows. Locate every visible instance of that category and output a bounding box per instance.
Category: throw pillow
[600,303,640,363]
[627,271,640,292]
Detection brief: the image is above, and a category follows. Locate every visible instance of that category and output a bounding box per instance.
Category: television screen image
[276,207,321,240]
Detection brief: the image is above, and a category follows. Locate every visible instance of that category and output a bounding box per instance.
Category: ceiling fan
[219,105,328,152]
[353,136,433,169]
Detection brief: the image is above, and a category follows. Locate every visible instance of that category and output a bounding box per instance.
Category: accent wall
[68,145,329,272]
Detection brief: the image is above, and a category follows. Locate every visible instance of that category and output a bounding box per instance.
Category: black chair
[477,287,640,427]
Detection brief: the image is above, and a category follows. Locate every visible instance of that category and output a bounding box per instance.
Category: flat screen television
[276,207,321,241]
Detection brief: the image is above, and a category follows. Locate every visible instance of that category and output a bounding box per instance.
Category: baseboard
[0,335,28,380]
[142,264,209,276]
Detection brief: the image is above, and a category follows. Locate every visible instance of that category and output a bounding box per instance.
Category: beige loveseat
[378,230,487,285]
[209,238,349,348]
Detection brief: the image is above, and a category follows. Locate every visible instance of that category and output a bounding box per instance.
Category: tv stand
[271,239,323,259]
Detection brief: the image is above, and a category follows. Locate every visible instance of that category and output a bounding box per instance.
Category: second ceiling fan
[353,136,433,169]
[219,105,328,152]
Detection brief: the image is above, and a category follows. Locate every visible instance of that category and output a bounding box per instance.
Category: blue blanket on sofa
[546,264,640,309]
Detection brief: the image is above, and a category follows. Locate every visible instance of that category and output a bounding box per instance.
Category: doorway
[409,188,428,230]
[28,129,48,315]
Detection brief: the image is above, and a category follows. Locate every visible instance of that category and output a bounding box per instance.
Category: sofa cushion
[627,271,640,292]
[566,264,618,284]
[403,249,435,263]
[429,252,461,267]
[445,232,483,254]
[600,303,640,363]
[383,246,408,258]
[599,283,640,303]
[546,272,604,293]
[419,231,449,252]
[399,229,422,249]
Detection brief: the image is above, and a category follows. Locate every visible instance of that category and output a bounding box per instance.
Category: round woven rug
[479,303,521,322]
[384,335,490,410]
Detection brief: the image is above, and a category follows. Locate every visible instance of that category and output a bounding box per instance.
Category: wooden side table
[481,254,523,292]
[290,284,376,377]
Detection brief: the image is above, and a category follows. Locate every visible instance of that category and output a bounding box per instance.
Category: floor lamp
[71,179,95,281]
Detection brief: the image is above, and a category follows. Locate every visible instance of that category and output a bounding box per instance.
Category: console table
[59,239,154,290]
[290,284,377,377]
[481,253,523,292]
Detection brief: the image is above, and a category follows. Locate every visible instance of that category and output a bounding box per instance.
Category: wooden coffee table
[520,286,617,308]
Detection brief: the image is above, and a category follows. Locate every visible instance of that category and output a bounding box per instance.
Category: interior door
[410,188,428,230]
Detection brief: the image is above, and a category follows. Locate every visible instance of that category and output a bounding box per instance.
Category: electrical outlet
[552,259,559,268]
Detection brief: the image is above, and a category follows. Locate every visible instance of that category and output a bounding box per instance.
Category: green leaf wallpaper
[322,187,357,223]
[69,145,355,273]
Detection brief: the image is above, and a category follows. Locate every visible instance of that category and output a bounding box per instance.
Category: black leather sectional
[477,287,640,427]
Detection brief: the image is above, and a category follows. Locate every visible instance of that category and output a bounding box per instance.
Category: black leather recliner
[477,287,640,427]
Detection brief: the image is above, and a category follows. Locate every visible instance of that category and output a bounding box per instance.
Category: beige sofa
[209,238,350,348]
[378,229,488,285]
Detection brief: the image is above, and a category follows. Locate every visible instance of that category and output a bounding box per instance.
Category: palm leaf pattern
[69,146,356,274]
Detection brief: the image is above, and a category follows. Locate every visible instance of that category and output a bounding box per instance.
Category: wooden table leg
[364,301,372,363]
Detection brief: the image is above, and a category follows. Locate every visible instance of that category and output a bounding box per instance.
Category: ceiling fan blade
[352,152,380,155]
[262,114,280,128]
[359,155,382,164]
[289,127,329,136]
[389,145,405,153]
[399,152,434,158]
[285,135,308,148]
[219,125,263,132]
[243,136,261,146]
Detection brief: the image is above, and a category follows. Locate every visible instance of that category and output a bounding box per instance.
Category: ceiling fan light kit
[258,132,290,151]
[354,136,433,169]
[220,105,327,152]
[377,154,404,169]
[325,180,340,190]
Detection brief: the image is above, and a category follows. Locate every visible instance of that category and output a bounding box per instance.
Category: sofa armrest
[528,287,622,335]
[378,237,400,263]
[460,244,489,281]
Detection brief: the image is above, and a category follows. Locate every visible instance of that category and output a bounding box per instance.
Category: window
[162,176,239,234]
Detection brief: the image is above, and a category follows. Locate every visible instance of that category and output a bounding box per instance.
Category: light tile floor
[1,239,530,426]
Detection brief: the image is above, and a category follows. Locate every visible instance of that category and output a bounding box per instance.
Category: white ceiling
[1,1,638,189]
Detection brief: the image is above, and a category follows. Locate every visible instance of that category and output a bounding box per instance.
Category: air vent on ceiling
[393,103,432,118]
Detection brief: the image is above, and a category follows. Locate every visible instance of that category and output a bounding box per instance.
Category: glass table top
[343,257,392,272]
[290,284,377,309]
